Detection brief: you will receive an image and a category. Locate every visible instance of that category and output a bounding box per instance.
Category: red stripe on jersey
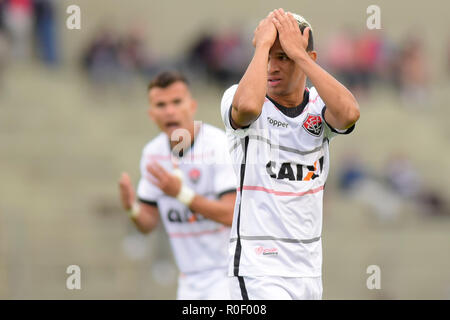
[168,225,228,238]
[309,96,320,104]
[237,185,324,196]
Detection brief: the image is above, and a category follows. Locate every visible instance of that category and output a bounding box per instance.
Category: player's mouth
[165,121,181,130]
[268,78,282,87]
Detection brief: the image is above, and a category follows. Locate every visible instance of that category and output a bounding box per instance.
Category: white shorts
[177,268,230,300]
[229,276,323,300]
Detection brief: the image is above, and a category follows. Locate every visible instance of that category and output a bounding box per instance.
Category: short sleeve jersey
[137,123,237,274]
[221,85,354,277]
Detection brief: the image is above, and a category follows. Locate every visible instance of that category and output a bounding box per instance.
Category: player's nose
[268,59,280,74]
[164,103,178,116]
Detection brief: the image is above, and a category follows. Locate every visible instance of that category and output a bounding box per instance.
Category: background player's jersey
[221,85,354,277]
[137,123,237,274]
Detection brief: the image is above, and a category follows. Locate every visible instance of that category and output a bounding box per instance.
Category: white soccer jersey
[137,123,237,274]
[221,85,354,278]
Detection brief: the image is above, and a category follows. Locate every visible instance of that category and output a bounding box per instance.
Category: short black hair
[147,71,189,91]
[292,13,314,52]
[300,25,314,52]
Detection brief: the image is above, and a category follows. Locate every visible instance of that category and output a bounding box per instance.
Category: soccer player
[221,9,360,299]
[119,71,237,299]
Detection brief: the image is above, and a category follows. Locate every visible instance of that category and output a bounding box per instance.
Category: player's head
[147,71,198,137]
[267,12,317,98]
[292,13,314,52]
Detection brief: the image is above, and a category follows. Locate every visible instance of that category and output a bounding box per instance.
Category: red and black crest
[302,114,323,137]
[188,168,201,184]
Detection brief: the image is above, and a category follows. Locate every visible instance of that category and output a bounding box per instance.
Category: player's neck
[169,121,199,150]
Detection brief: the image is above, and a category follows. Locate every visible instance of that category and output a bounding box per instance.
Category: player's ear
[147,91,156,121]
[191,99,198,114]
[148,105,156,122]
[308,50,317,62]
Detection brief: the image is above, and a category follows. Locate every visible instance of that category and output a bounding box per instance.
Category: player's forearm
[296,55,360,129]
[232,45,271,126]
[132,205,158,234]
[188,195,234,227]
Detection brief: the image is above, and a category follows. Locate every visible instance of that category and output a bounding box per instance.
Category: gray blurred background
[1,0,449,299]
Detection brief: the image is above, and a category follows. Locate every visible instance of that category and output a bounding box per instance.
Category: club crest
[302,114,323,137]
[188,168,201,184]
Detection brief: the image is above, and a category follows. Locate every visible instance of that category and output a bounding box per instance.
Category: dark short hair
[292,13,314,52]
[300,25,314,52]
[147,71,189,91]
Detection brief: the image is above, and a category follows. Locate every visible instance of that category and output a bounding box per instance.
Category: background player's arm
[132,202,159,234]
[119,173,159,234]
[272,9,360,130]
[147,162,235,226]
[231,14,277,128]
[188,192,236,226]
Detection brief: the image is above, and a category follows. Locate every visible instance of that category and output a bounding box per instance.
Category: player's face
[267,38,304,97]
[148,81,197,137]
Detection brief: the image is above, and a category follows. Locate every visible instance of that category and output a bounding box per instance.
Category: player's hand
[252,12,277,48]
[146,162,182,198]
[271,8,310,61]
[119,172,136,211]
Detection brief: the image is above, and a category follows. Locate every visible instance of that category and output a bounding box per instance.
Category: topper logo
[267,117,288,128]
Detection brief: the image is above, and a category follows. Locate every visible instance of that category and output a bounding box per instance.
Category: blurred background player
[119,71,237,299]
[221,9,360,299]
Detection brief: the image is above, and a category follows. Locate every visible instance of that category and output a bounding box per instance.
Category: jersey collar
[266,89,310,118]
[167,123,201,158]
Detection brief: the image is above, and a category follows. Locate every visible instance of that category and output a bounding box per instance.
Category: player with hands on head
[120,71,237,300]
[221,8,360,300]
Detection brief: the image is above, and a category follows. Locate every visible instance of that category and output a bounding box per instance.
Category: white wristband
[173,168,196,206]
[176,184,196,207]
[128,202,140,220]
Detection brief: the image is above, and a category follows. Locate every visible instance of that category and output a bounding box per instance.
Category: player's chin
[267,85,284,96]
[163,125,181,137]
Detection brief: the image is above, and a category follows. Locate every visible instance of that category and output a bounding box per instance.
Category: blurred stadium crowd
[1,0,450,101]
[78,25,444,108]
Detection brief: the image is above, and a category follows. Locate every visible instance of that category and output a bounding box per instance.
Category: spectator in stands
[82,26,157,85]
[324,29,357,91]
[337,152,401,222]
[184,27,250,86]
[385,153,449,218]
[397,36,429,107]
[33,0,58,65]
[82,27,121,84]
[118,26,157,77]
[353,30,384,94]
[4,0,33,60]
[0,0,10,90]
